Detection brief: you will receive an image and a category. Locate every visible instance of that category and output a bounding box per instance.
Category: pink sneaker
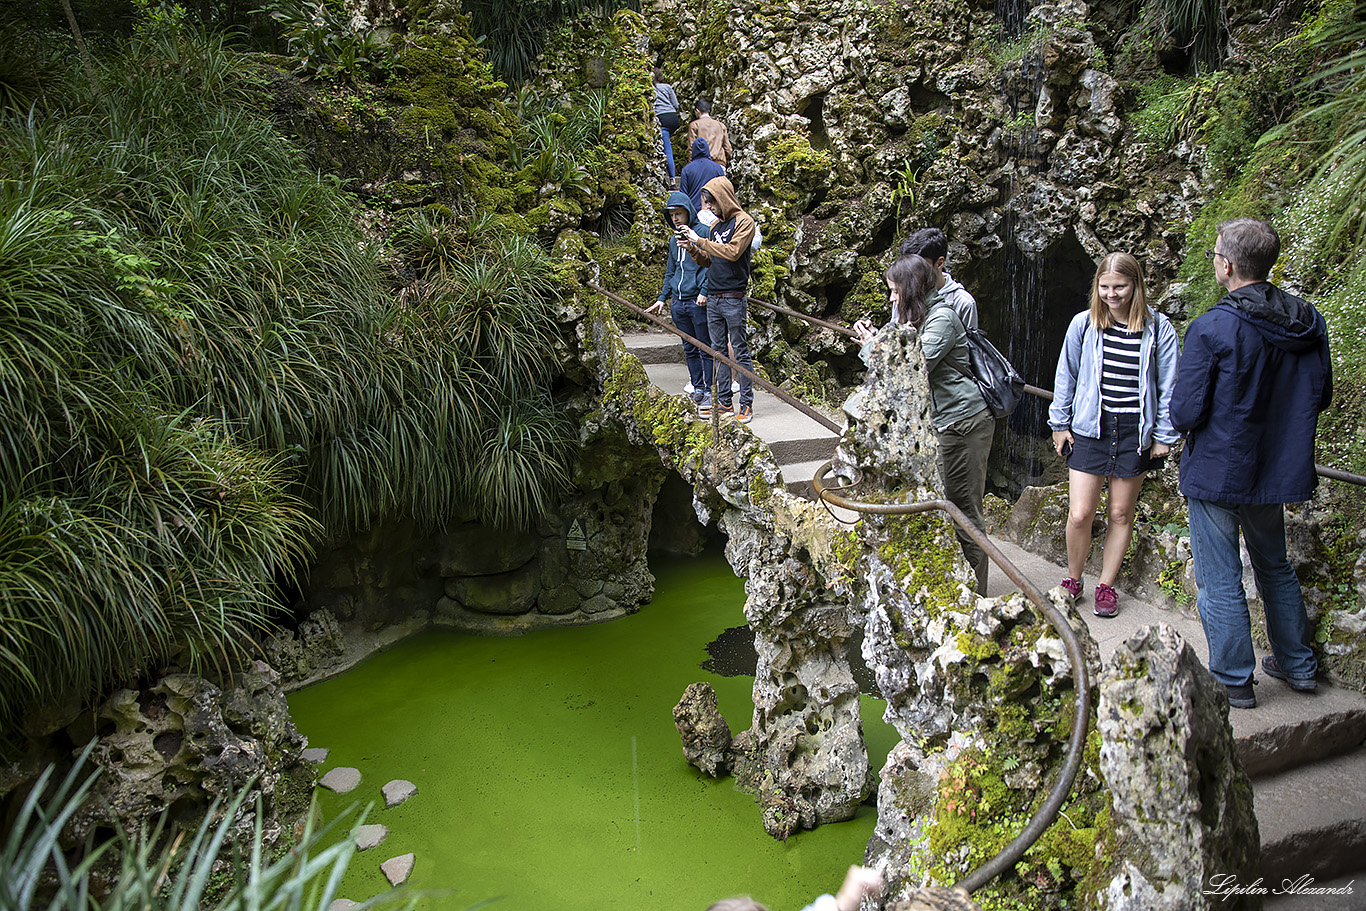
[1093,583,1118,618]
[1060,577,1083,600]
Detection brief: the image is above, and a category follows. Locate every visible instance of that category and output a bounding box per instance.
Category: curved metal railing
[598,277,1091,894]
[812,461,1092,895]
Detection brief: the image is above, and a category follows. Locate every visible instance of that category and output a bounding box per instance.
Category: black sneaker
[1262,655,1318,692]
[1226,682,1257,709]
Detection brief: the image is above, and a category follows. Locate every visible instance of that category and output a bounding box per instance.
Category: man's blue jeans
[706,294,752,409]
[1187,497,1317,687]
[670,299,712,396]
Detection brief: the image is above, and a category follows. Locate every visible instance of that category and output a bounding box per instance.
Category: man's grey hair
[1216,218,1280,281]
[705,899,768,911]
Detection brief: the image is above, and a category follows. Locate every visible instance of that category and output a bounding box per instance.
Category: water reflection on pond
[288,549,897,911]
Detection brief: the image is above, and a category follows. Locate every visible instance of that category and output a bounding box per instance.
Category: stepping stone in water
[328,901,358,911]
[381,853,414,886]
[354,824,388,851]
[302,747,330,764]
[382,779,417,808]
[319,767,361,794]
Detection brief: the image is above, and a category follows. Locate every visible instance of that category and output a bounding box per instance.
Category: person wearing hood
[1170,218,1333,710]
[647,191,714,415]
[675,176,756,423]
[899,227,979,329]
[680,137,726,211]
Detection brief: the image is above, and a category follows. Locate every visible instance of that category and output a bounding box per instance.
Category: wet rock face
[67,661,311,856]
[285,424,666,686]
[653,0,1203,399]
[1096,624,1259,910]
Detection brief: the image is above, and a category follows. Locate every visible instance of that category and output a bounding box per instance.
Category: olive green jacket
[921,299,987,431]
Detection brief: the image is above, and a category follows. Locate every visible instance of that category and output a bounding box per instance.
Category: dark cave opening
[796,92,830,151]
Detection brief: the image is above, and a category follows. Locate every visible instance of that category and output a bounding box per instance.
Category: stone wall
[274,423,670,688]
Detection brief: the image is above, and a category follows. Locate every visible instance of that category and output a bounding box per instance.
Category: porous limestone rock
[1094,624,1258,909]
[63,661,311,868]
[673,682,734,778]
[263,609,346,685]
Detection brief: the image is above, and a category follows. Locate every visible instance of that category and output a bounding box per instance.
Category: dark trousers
[671,298,712,394]
[937,407,995,593]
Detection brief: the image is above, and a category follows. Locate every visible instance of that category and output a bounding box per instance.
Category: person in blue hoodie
[680,137,726,212]
[647,190,714,415]
[1170,218,1333,710]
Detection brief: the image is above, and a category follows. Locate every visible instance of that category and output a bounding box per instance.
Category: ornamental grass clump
[0,8,573,738]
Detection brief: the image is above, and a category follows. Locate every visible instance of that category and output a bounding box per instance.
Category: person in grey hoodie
[647,191,714,414]
[653,68,681,183]
[680,137,726,211]
[900,227,979,329]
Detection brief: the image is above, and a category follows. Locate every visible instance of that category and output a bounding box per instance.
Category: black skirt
[657,111,681,132]
[1067,412,1152,478]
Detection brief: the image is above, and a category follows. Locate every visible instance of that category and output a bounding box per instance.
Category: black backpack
[944,309,1025,419]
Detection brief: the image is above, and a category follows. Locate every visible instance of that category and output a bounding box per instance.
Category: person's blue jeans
[670,298,712,396]
[706,294,752,409]
[1187,497,1317,687]
[659,123,676,180]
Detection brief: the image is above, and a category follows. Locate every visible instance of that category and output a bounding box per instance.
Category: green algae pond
[288,549,898,911]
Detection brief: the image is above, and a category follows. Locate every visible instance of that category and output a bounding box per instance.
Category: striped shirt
[1100,322,1142,414]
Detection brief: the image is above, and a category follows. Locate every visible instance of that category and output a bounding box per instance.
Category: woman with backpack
[1048,252,1181,617]
[855,254,995,593]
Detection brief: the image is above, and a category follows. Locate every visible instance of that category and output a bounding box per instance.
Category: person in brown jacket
[686,99,733,169]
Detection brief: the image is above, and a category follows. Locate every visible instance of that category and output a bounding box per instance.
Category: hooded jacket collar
[662,190,699,230]
[1219,282,1324,353]
[701,176,742,220]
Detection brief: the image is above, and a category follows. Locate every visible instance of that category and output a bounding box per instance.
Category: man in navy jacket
[1170,218,1333,709]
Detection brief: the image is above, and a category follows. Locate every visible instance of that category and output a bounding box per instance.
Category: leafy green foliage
[1,749,413,911]
[1154,0,1225,74]
[0,5,574,735]
[273,1,403,82]
[462,0,640,85]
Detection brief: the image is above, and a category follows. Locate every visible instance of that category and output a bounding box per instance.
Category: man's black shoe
[1226,683,1256,709]
[1262,655,1318,692]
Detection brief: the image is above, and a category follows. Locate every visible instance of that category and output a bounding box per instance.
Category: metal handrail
[746,297,1366,487]
[812,461,1092,895]
[590,283,843,434]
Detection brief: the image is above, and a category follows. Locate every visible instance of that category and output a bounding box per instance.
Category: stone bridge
[596,295,1366,910]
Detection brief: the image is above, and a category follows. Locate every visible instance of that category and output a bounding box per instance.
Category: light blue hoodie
[657,190,710,304]
[1048,308,1182,453]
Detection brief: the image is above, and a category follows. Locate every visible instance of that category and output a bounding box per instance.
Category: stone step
[634,359,840,465]
[988,540,1366,780]
[1255,746,1366,886]
[1235,687,1366,779]
[1262,871,1364,910]
[781,459,828,499]
[622,331,684,364]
